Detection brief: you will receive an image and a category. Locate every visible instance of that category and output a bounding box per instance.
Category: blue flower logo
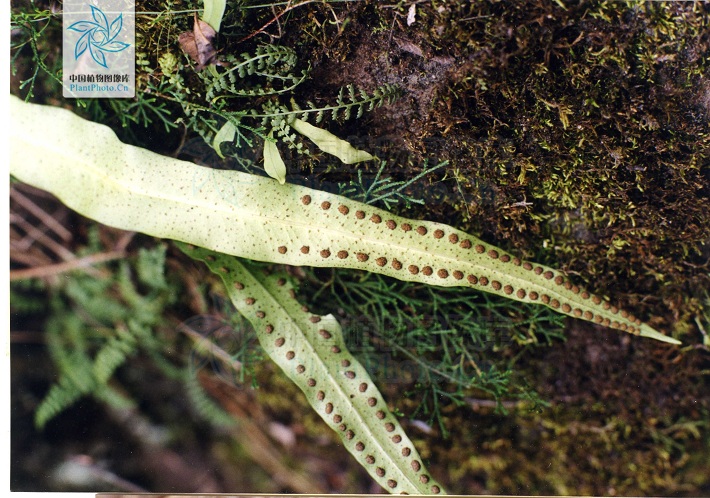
[68,5,130,68]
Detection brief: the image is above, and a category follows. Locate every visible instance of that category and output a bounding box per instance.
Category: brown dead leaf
[178,13,219,71]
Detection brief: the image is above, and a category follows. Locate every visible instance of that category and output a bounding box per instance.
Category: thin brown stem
[11,214,76,260]
[10,250,126,281]
[10,187,73,242]
[238,0,325,43]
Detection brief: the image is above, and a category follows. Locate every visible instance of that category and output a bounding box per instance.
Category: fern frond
[93,326,138,384]
[33,243,176,428]
[185,374,236,427]
[340,159,449,209]
[93,384,137,410]
[254,84,402,124]
[201,45,308,102]
[35,378,84,428]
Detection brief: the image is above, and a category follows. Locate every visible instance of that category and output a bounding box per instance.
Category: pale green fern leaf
[202,0,226,32]
[179,243,446,494]
[290,117,375,164]
[263,133,287,184]
[8,96,678,344]
[213,120,237,158]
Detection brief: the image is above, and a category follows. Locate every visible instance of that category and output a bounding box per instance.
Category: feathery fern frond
[202,45,308,101]
[301,83,402,124]
[185,374,236,427]
[34,377,86,429]
[33,247,177,428]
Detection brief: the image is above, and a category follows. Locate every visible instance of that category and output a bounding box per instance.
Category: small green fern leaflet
[93,325,138,384]
[31,246,178,428]
[8,97,679,345]
[340,158,449,209]
[296,83,402,123]
[178,243,446,494]
[185,374,236,428]
[36,311,137,428]
[35,377,87,429]
[203,46,306,101]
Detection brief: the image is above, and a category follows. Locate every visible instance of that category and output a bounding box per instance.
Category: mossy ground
[10,0,710,494]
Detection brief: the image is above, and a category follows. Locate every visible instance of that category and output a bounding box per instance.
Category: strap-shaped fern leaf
[9,96,679,345]
[179,243,446,494]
